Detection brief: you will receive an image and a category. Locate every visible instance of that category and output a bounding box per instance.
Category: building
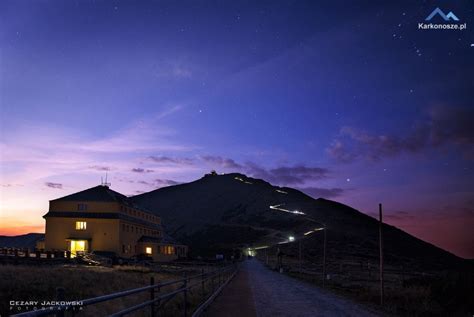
[42,184,187,261]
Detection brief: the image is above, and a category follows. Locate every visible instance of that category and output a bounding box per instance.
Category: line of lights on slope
[303,227,325,236]
[275,189,288,194]
[249,227,325,252]
[234,176,253,185]
[269,203,306,215]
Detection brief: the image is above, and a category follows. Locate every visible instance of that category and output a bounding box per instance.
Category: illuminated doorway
[69,240,87,257]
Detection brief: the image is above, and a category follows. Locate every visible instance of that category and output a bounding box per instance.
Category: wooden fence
[11,264,238,317]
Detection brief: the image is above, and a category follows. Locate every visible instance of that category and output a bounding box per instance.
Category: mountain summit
[132,172,462,268]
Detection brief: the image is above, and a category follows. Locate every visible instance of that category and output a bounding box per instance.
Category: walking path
[206,259,379,317]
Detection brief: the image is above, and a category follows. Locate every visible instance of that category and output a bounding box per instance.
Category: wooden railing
[0,248,72,259]
[12,264,238,317]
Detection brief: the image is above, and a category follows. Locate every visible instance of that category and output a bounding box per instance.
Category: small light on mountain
[288,236,295,242]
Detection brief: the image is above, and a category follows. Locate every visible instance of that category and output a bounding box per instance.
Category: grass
[259,254,474,316]
[1,263,230,316]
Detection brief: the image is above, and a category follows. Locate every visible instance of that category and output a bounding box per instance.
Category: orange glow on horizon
[0,224,44,236]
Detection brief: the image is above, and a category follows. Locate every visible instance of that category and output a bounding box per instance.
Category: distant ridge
[0,233,44,249]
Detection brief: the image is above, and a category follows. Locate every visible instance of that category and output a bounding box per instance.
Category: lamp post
[379,203,384,306]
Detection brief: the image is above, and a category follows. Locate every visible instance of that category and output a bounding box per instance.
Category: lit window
[145,247,152,255]
[160,245,175,255]
[75,221,87,230]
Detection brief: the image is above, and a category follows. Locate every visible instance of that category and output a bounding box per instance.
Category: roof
[138,234,185,246]
[51,185,153,212]
[52,185,128,203]
[43,211,163,230]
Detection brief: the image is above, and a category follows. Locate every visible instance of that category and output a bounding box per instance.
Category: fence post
[56,287,65,317]
[150,276,155,317]
[183,272,188,317]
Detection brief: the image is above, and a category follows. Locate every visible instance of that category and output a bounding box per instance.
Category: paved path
[205,264,257,317]
[207,259,380,317]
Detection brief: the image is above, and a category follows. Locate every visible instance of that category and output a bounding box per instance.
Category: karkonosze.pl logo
[418,7,467,30]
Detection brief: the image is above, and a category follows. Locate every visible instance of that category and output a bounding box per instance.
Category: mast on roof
[101,172,111,187]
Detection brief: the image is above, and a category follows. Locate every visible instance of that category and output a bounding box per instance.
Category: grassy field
[258,253,474,316]
[1,263,225,317]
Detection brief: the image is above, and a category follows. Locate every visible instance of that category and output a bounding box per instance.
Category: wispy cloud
[0,105,196,198]
[154,179,181,186]
[148,156,194,165]
[131,168,154,173]
[89,165,112,171]
[245,162,329,185]
[328,106,474,163]
[45,182,62,189]
[201,155,242,169]
[197,155,330,186]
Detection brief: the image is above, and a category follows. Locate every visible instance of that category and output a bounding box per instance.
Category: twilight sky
[0,1,473,258]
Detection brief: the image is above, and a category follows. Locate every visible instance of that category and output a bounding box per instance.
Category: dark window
[77,204,87,211]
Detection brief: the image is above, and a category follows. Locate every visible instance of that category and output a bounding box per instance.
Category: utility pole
[322,224,327,287]
[379,203,384,306]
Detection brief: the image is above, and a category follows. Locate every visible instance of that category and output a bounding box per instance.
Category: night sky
[1,1,473,258]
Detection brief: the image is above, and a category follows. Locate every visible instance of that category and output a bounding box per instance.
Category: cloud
[89,165,111,171]
[328,106,474,163]
[172,66,192,78]
[201,155,243,169]
[155,179,181,186]
[45,182,62,189]
[131,168,154,173]
[148,156,194,165]
[245,163,329,185]
[198,155,330,185]
[132,179,181,187]
[296,187,345,199]
[1,184,23,188]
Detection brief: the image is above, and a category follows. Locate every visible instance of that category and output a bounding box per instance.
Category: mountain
[132,173,465,269]
[0,233,44,249]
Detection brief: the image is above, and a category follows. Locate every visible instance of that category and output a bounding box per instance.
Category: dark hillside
[132,173,464,270]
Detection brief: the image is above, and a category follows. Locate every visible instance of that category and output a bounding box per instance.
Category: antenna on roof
[101,172,111,187]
